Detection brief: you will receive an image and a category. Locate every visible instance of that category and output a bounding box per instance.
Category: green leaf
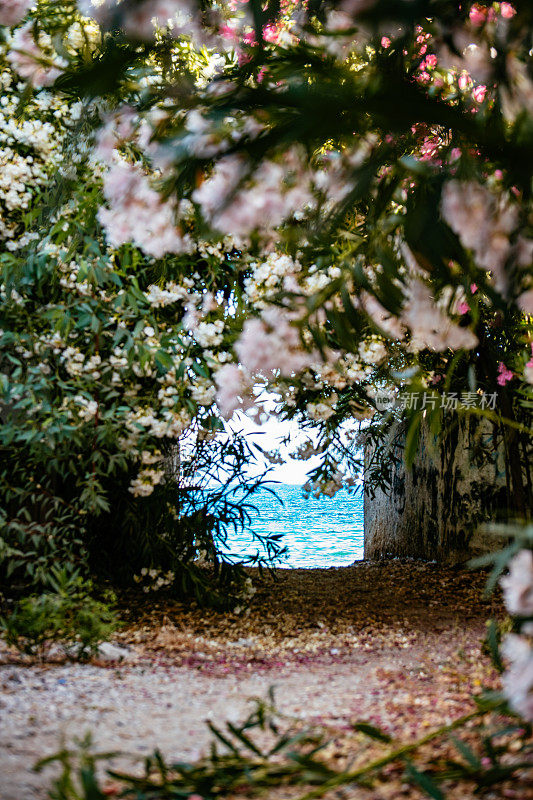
[352,722,392,743]
[485,619,504,673]
[80,766,106,799]
[206,722,240,755]
[404,761,444,800]
[450,736,481,769]
[226,722,264,756]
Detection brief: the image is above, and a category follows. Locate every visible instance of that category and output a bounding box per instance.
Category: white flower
[128,468,165,497]
[65,20,101,52]
[358,337,387,365]
[144,282,188,307]
[190,377,216,407]
[193,319,224,348]
[501,550,533,617]
[140,450,162,464]
[306,397,337,422]
[244,253,300,305]
[501,634,533,721]
[73,394,98,422]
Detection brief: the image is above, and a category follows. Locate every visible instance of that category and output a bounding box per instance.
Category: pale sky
[228,408,320,485]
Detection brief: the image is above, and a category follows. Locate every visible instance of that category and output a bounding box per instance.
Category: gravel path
[0,563,504,800]
[0,653,417,800]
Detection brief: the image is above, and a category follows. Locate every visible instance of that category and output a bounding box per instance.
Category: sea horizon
[221,483,364,569]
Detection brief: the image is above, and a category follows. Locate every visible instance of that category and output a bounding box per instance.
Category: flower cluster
[8,23,68,87]
[133,567,175,592]
[0,68,81,247]
[441,180,530,295]
[129,468,166,497]
[500,550,533,721]
[99,160,194,257]
[192,150,315,240]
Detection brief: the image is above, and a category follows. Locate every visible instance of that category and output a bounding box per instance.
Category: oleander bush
[0,1,531,796]
[0,15,281,603]
[1,0,532,605]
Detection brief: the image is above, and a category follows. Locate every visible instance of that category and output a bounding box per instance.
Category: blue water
[221,484,364,568]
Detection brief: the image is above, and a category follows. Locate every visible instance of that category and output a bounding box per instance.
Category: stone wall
[364,417,508,563]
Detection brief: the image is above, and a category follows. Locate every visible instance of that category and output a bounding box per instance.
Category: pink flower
[469,4,487,26]
[98,161,193,257]
[425,54,437,68]
[497,362,514,385]
[7,23,66,87]
[235,308,316,377]
[500,3,516,19]
[458,72,471,90]
[0,0,32,27]
[381,36,391,48]
[215,364,253,419]
[263,23,282,44]
[470,283,478,293]
[458,301,470,315]
[219,24,238,42]
[517,290,533,314]
[473,84,487,103]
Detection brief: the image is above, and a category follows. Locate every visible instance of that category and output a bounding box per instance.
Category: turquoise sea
[221,483,364,568]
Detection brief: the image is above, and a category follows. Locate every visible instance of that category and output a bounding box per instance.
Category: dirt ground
[1,561,530,800]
